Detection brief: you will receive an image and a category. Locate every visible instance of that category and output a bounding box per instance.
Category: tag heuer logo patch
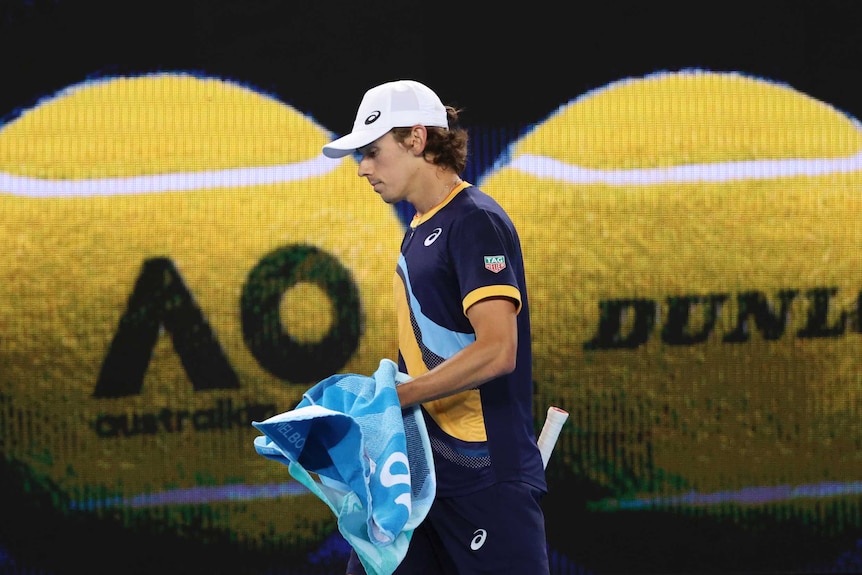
[484,255,506,273]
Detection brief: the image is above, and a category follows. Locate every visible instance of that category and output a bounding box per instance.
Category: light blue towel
[252,358,435,575]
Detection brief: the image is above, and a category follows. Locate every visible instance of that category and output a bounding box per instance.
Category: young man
[322,80,549,574]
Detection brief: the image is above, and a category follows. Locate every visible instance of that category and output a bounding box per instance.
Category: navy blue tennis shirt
[393,182,547,497]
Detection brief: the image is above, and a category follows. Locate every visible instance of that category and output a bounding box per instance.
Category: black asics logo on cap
[365,111,381,125]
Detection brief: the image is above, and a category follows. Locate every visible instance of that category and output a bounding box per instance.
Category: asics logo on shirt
[424,227,442,246]
[470,528,488,551]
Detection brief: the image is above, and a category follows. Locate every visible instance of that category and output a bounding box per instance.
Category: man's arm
[396,296,519,408]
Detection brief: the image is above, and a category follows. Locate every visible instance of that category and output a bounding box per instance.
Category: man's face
[356,131,419,205]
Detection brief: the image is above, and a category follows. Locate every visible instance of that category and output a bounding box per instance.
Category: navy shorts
[346,481,550,575]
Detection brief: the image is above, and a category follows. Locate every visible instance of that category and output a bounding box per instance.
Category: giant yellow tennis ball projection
[481,70,862,569]
[0,73,403,571]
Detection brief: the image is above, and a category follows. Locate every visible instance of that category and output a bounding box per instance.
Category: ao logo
[0,73,405,550]
[380,451,412,510]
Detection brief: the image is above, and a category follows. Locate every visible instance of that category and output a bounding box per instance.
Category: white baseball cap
[322,80,449,158]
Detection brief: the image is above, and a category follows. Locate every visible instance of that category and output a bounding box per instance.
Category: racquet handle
[538,406,569,469]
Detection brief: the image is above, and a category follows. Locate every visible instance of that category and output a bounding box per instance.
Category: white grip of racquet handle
[538,406,569,469]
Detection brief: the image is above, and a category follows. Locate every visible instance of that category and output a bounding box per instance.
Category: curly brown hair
[391,106,468,174]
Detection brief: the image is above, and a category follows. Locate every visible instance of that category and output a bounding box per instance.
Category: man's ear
[409,125,428,154]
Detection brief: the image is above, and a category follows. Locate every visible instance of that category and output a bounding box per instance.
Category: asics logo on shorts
[470,528,488,551]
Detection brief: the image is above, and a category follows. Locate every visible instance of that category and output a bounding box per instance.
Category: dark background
[2,0,862,183]
[2,1,862,574]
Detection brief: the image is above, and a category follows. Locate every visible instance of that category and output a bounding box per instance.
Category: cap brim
[322,125,390,158]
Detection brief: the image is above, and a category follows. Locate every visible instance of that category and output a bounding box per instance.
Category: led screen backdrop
[1,2,861,574]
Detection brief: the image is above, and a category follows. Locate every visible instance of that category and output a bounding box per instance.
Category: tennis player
[322,79,550,574]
